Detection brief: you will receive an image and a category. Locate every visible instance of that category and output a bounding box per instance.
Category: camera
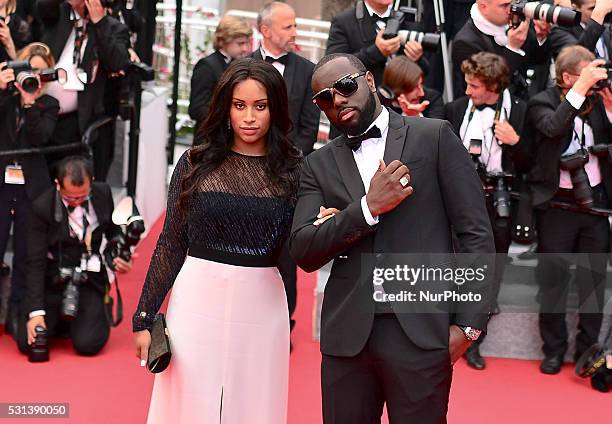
[28,325,49,362]
[592,61,612,91]
[590,143,612,162]
[117,62,155,120]
[100,0,116,7]
[104,197,145,269]
[1,61,67,93]
[383,8,441,52]
[377,85,396,107]
[559,149,593,207]
[483,172,513,219]
[510,1,581,29]
[55,267,88,320]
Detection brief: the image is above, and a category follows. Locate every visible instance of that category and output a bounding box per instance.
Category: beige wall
[224,0,323,20]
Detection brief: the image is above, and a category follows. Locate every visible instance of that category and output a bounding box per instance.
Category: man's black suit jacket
[443,95,533,174]
[452,18,549,99]
[24,182,122,314]
[37,0,130,133]
[289,110,495,356]
[549,18,611,59]
[251,50,319,155]
[188,50,229,133]
[326,0,429,87]
[526,86,612,207]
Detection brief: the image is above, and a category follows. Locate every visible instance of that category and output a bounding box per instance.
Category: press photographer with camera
[15,156,132,358]
[0,0,32,62]
[0,42,60,337]
[444,52,531,370]
[526,45,612,391]
[549,0,612,58]
[36,0,130,175]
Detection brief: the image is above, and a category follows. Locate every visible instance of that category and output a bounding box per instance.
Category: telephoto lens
[559,150,593,207]
[28,326,49,363]
[61,279,80,320]
[397,30,441,52]
[510,1,581,28]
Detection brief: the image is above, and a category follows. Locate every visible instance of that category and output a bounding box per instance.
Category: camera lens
[16,72,40,94]
[61,280,80,320]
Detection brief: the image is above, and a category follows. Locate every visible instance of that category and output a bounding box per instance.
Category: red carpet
[0,215,609,423]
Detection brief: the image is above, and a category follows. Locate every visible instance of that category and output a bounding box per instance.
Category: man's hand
[573,59,608,96]
[0,64,15,91]
[128,48,140,63]
[533,20,551,43]
[26,316,46,346]
[494,119,520,145]
[15,80,42,106]
[591,0,612,25]
[0,20,16,59]
[365,160,413,217]
[375,28,401,57]
[397,94,429,116]
[403,40,423,62]
[113,257,133,273]
[449,325,471,365]
[313,206,340,226]
[507,19,529,50]
[85,0,106,24]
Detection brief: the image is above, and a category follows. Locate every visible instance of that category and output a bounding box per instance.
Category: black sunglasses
[312,72,366,107]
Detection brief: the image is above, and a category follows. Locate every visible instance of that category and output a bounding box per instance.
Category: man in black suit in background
[189,15,252,136]
[290,53,494,423]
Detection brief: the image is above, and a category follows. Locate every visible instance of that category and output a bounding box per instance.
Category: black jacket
[24,182,122,313]
[251,49,320,155]
[37,0,131,133]
[188,50,229,132]
[549,18,611,59]
[289,110,494,356]
[0,92,59,200]
[444,94,532,174]
[526,86,612,207]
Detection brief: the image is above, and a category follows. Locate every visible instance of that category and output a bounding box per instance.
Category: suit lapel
[283,53,296,95]
[49,4,73,61]
[252,49,263,61]
[332,137,366,201]
[383,111,409,165]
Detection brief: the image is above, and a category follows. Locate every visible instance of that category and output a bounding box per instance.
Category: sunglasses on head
[312,72,366,108]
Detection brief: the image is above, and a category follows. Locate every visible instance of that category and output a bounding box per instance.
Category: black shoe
[463,345,486,370]
[540,356,563,374]
[490,301,500,316]
[591,372,609,393]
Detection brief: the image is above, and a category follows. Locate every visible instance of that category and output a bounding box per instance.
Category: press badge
[81,254,102,273]
[5,164,25,185]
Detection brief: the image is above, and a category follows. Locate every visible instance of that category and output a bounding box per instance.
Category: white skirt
[146,256,289,424]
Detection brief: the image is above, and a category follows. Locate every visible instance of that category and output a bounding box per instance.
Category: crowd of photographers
[0,0,611,395]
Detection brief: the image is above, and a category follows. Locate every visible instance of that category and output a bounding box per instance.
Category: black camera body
[100,0,116,7]
[483,172,514,219]
[590,143,612,162]
[2,61,66,93]
[382,7,441,52]
[559,149,593,206]
[104,214,145,269]
[117,62,155,120]
[510,1,581,29]
[592,61,612,91]
[55,266,88,321]
[28,325,49,362]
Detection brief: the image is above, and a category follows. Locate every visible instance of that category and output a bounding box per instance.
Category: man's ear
[259,24,270,39]
[366,71,376,92]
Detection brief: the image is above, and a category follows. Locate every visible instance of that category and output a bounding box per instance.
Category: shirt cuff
[565,88,586,110]
[29,310,46,319]
[361,195,379,226]
[504,45,525,56]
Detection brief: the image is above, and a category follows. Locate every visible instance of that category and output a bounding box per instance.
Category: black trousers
[536,204,610,360]
[16,284,110,356]
[321,315,452,424]
[278,243,297,331]
[0,184,29,307]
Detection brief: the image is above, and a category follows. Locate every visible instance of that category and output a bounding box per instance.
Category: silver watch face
[466,328,482,341]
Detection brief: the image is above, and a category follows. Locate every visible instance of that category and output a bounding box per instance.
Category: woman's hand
[0,19,17,59]
[0,63,15,91]
[134,329,151,368]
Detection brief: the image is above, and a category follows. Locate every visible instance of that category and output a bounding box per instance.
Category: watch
[458,326,482,342]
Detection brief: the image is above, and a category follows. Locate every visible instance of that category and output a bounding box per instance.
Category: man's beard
[345,92,377,136]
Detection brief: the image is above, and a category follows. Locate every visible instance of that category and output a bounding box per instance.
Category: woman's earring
[227,119,231,131]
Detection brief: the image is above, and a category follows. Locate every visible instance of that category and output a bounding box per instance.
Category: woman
[0,0,32,62]
[0,42,59,334]
[382,55,445,119]
[133,58,302,424]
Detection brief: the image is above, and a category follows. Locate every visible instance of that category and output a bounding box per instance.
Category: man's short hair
[383,56,423,95]
[57,156,94,187]
[257,1,292,30]
[461,52,510,93]
[213,15,253,50]
[313,53,367,79]
[555,45,595,85]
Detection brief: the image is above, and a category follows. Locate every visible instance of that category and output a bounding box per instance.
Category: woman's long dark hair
[179,58,302,212]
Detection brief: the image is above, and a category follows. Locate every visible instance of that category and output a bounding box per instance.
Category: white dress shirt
[349,107,390,226]
[363,1,393,30]
[260,46,287,76]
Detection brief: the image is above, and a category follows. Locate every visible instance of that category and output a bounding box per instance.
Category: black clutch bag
[147,313,171,373]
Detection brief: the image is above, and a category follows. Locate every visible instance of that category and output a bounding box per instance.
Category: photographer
[527,45,612,392]
[549,0,612,58]
[0,42,59,336]
[0,0,32,62]
[36,0,130,176]
[382,55,445,118]
[452,0,552,99]
[444,52,531,370]
[15,156,132,357]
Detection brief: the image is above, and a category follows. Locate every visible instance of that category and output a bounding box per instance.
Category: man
[290,53,494,423]
[16,156,132,357]
[452,0,550,99]
[189,15,252,134]
[444,52,531,370]
[527,45,612,392]
[549,0,612,59]
[37,0,130,177]
[252,1,319,156]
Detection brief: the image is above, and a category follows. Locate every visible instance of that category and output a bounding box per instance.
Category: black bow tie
[345,126,382,151]
[371,14,389,24]
[68,200,89,214]
[264,55,288,66]
[475,103,496,111]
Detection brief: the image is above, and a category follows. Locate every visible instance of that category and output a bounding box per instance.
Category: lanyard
[571,117,587,152]
[461,103,505,169]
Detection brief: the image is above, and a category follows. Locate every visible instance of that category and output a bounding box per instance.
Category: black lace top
[133,150,301,331]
